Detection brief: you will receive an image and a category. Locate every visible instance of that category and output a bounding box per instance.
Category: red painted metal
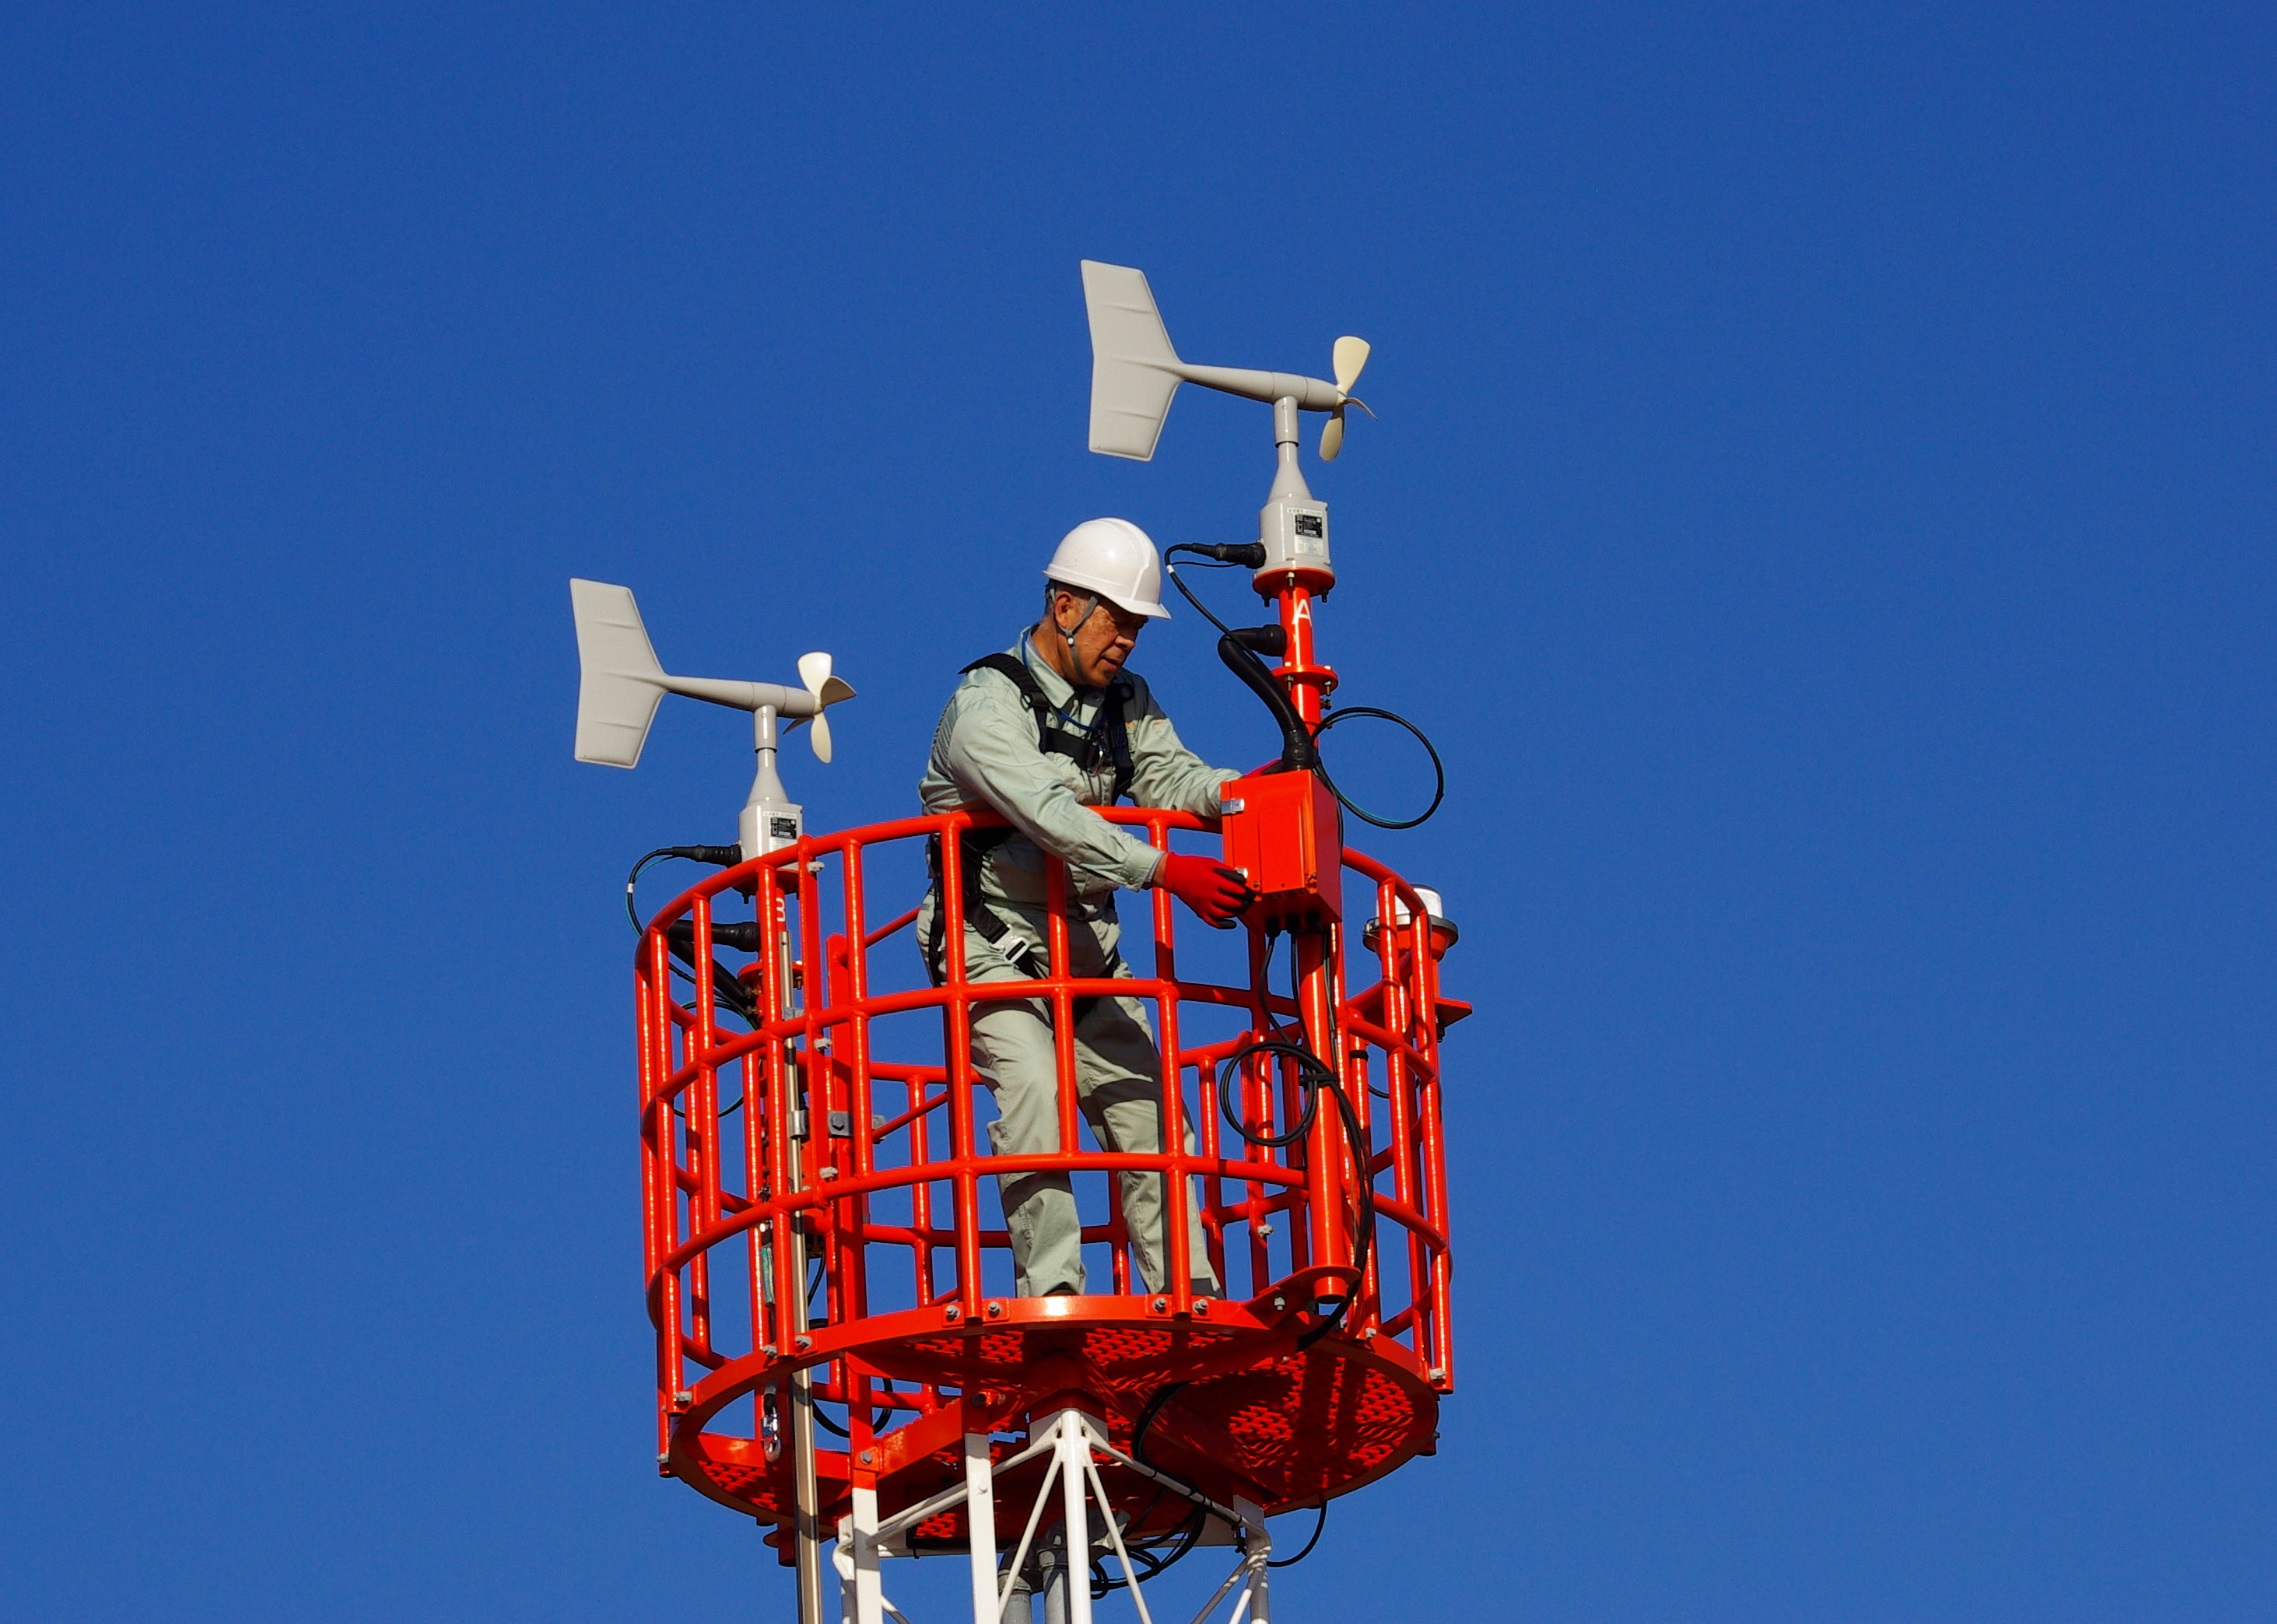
[636,558,1458,1558]
[1219,768,1343,929]
[634,807,1459,1554]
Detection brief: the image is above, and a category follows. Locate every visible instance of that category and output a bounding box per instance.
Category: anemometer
[1081,259,1370,593]
[569,578,855,861]
[1081,260,1445,837]
[568,259,1428,863]
[569,260,1463,1624]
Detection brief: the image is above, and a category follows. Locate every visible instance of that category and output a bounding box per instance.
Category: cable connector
[1182,541,1267,567]
[626,844,748,934]
[666,919,761,954]
[672,844,743,867]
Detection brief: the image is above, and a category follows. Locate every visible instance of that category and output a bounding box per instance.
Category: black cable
[1220,933,1320,1149]
[782,1254,844,1438]
[649,908,760,1046]
[1130,1380,1188,1468]
[1169,542,1442,812]
[1091,1501,1205,1590]
[626,844,742,934]
[1310,705,1446,830]
[1267,1502,1329,1568]
[1302,1069,1377,1349]
[1090,1379,1207,1589]
[1214,1038,1374,1348]
[1217,1039,1324,1150]
[658,944,758,1030]
[1152,1506,1207,1569]
[667,1073,744,1119]
[664,955,757,1024]
[1217,632,1316,772]
[634,847,760,1088]
[1171,549,1315,769]
[1290,940,1378,1348]
[1162,543,1263,637]
[1214,936,1377,1349]
[1092,1503,1206,1596]
[1163,556,1238,636]
[659,950,751,1117]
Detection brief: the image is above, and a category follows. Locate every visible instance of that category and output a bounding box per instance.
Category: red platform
[636,807,1458,1552]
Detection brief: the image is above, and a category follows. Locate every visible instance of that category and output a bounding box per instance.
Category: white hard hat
[1043,518,1171,620]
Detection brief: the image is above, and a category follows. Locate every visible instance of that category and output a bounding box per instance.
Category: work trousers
[920,893,1218,1299]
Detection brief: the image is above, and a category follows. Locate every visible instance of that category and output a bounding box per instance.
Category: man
[917,517,1256,1298]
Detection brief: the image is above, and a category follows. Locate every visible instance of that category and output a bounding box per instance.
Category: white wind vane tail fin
[570,578,669,768]
[1082,260,1184,460]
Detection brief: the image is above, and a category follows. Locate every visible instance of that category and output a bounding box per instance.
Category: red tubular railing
[635,805,1458,1514]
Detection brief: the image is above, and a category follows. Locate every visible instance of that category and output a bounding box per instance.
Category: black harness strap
[959,653,1135,801]
[923,653,1136,1021]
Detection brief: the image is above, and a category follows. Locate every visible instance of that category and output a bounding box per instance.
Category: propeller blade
[1319,407,1346,461]
[1332,335,1371,396]
[796,651,852,762]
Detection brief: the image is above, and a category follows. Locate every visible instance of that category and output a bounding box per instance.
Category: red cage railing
[635,805,1463,1551]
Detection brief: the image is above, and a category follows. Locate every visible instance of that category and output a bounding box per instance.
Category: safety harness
[924,653,1136,1016]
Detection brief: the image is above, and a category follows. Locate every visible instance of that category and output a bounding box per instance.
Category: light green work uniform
[917,632,1237,1298]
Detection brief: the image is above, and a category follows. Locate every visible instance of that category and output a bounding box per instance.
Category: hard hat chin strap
[1058,591,1101,682]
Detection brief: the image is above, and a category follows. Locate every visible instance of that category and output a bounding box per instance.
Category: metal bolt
[985,1300,1005,1319]
[763,1344,779,1359]
[1271,1295,1287,1311]
[1193,1300,1209,1316]
[818,1166,839,1181]
[945,1305,962,1322]
[860,1449,875,1464]
[1151,1296,1168,1313]
[1428,1367,1446,1383]
[674,1389,694,1407]
[794,1334,812,1351]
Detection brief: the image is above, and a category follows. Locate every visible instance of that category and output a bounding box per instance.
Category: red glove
[1158,853,1255,929]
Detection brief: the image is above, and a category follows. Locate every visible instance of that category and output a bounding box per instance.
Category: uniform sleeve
[937,675,1166,891]
[1121,676,1243,815]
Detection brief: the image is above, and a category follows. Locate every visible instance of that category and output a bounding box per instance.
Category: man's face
[1053,590,1147,686]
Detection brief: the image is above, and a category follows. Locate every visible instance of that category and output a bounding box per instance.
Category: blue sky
[3,4,2272,1620]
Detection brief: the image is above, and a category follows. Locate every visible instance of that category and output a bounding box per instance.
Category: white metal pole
[965,1431,999,1624]
[1234,1498,1271,1624]
[1059,1416,1095,1624]
[1080,1454,1156,1624]
[850,1483,885,1624]
[835,1516,857,1624]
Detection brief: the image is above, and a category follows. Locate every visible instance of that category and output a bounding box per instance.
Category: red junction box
[1218,770,1343,930]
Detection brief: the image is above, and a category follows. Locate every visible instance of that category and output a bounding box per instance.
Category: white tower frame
[832,1408,1275,1624]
